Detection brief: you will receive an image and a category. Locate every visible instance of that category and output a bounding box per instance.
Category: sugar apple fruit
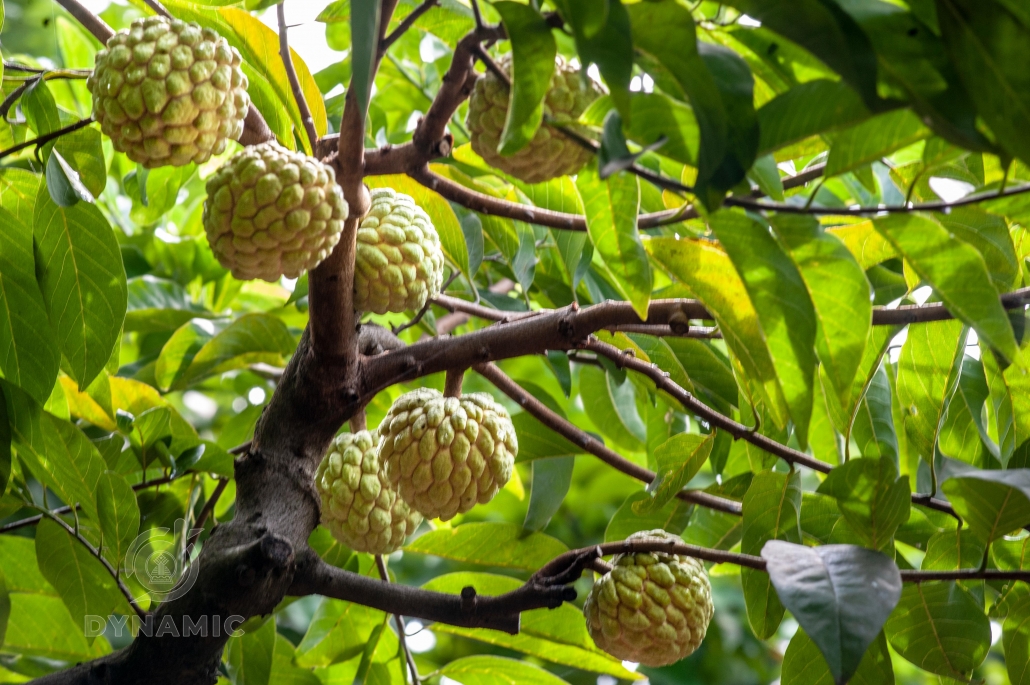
[354,188,445,314]
[203,142,348,281]
[315,431,422,555]
[380,388,517,521]
[466,56,599,184]
[87,16,249,168]
[583,530,714,667]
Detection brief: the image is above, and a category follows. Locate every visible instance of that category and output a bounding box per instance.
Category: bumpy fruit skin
[466,56,599,183]
[354,188,445,314]
[584,530,714,667]
[380,388,517,521]
[315,431,423,555]
[87,16,249,168]
[203,142,348,281]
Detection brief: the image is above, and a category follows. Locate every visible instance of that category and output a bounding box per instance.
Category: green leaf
[179,314,294,387]
[756,80,870,155]
[741,469,802,639]
[0,207,59,404]
[782,629,894,685]
[492,2,556,156]
[0,168,42,229]
[404,522,568,572]
[720,0,881,108]
[884,581,990,679]
[762,541,902,685]
[45,149,94,207]
[435,656,571,685]
[874,214,1018,361]
[937,0,1030,165]
[896,319,966,463]
[96,470,140,568]
[825,110,931,177]
[351,0,381,122]
[827,220,899,270]
[523,456,574,533]
[124,276,213,334]
[646,236,786,425]
[922,528,986,573]
[983,344,1030,464]
[581,92,699,166]
[816,457,910,551]
[295,598,385,667]
[35,518,125,644]
[4,593,110,660]
[156,319,217,391]
[579,365,645,450]
[0,570,9,648]
[22,79,60,139]
[561,0,632,119]
[936,207,1019,291]
[1003,595,1030,685]
[664,337,738,410]
[637,432,715,514]
[710,210,817,445]
[33,188,127,389]
[942,468,1030,543]
[511,413,582,463]
[367,174,469,282]
[771,214,871,410]
[226,614,275,685]
[576,163,651,319]
[605,490,692,543]
[849,365,900,463]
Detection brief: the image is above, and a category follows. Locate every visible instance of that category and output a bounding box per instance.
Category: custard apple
[354,188,445,314]
[315,431,422,555]
[380,388,517,521]
[466,56,600,184]
[87,16,249,168]
[584,530,714,667]
[203,142,348,281]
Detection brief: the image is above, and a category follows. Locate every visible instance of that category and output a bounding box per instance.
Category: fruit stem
[444,369,465,398]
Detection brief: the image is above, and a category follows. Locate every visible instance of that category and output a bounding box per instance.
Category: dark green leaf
[561,0,632,119]
[404,522,568,572]
[350,0,381,120]
[781,629,894,685]
[605,490,692,543]
[817,456,910,551]
[942,468,1030,543]
[96,471,140,568]
[756,79,869,155]
[45,149,93,207]
[492,2,556,155]
[637,432,715,514]
[1003,595,1030,685]
[762,540,902,685]
[523,456,575,533]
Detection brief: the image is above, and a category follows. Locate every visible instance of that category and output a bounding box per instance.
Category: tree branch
[474,362,742,516]
[380,0,439,54]
[0,117,93,160]
[288,550,576,634]
[582,338,961,521]
[277,2,318,152]
[186,478,229,550]
[54,0,113,41]
[375,555,422,685]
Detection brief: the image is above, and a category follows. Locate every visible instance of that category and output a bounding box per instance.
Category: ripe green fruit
[203,142,348,281]
[315,431,423,555]
[87,16,249,168]
[380,388,518,521]
[354,188,445,314]
[583,530,714,667]
[466,56,600,184]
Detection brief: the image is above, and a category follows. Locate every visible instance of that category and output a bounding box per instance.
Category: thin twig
[0,117,94,161]
[142,0,172,19]
[583,338,962,521]
[0,472,181,534]
[376,555,422,685]
[393,270,461,335]
[470,0,485,30]
[381,0,439,54]
[186,478,229,550]
[34,505,147,618]
[54,0,114,41]
[475,362,743,515]
[277,2,318,151]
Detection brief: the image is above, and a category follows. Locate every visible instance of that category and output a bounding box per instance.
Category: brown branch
[444,368,465,397]
[381,0,439,54]
[0,117,93,161]
[475,363,742,516]
[583,338,961,521]
[54,0,113,42]
[238,105,276,146]
[277,2,318,152]
[142,0,172,19]
[607,323,722,339]
[288,550,576,634]
[186,478,229,550]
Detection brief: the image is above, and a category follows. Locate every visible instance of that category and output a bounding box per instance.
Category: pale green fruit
[380,388,518,521]
[354,188,445,314]
[87,16,249,168]
[315,430,422,555]
[203,142,348,281]
[466,56,599,184]
[583,530,714,667]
